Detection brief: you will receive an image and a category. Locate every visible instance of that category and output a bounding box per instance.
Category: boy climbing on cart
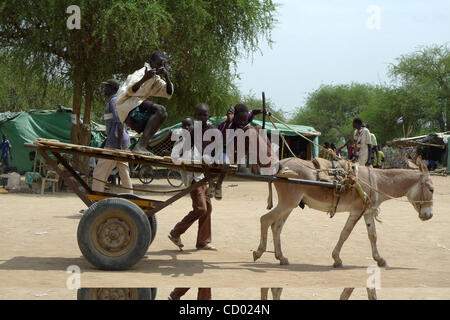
[115,51,173,154]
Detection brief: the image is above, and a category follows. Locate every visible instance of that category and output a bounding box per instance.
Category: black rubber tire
[167,169,183,188]
[138,166,154,184]
[148,214,157,245]
[151,288,157,300]
[77,288,154,300]
[77,198,151,270]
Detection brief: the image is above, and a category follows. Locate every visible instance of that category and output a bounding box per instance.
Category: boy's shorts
[125,101,154,133]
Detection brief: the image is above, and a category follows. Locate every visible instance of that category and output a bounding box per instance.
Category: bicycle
[132,163,183,187]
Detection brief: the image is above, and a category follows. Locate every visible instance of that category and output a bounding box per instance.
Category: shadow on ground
[0,250,414,278]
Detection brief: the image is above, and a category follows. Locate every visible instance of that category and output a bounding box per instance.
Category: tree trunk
[77,81,94,175]
[70,72,91,174]
[406,124,413,138]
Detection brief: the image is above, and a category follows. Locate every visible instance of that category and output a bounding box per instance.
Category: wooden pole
[262,91,266,129]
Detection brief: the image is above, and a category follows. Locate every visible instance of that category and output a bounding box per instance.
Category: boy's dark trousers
[170,184,212,248]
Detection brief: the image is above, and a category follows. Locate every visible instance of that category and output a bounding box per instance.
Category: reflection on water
[260,288,283,300]
[76,287,378,300]
[77,288,157,300]
[339,288,377,300]
[168,288,211,300]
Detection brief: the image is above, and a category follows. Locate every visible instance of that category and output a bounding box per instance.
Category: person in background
[92,79,133,193]
[319,142,330,158]
[331,142,341,157]
[336,137,354,160]
[364,123,379,167]
[352,118,372,166]
[0,134,13,172]
[373,148,385,168]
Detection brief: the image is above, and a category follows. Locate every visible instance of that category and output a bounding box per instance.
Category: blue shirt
[104,96,130,149]
[1,140,11,158]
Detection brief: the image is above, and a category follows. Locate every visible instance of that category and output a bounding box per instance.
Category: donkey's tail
[267,181,273,210]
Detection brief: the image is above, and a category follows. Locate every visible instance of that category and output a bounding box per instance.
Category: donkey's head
[406,156,434,221]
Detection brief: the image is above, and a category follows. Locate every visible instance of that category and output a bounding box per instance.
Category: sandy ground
[0,176,449,300]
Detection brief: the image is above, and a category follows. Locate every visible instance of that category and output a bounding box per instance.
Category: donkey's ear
[416,156,429,173]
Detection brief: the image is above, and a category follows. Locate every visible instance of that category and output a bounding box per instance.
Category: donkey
[253,157,434,267]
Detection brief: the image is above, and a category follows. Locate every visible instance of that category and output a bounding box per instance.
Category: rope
[266,115,297,159]
[269,113,337,159]
[90,176,187,194]
[357,176,433,204]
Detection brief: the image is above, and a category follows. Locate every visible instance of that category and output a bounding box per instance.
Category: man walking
[352,118,372,167]
[364,123,378,166]
[168,112,216,251]
[92,79,133,193]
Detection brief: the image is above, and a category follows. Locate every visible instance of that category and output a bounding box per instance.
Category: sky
[236,0,450,118]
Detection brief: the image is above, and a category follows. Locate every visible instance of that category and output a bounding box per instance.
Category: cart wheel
[77,288,155,300]
[167,169,183,188]
[148,213,157,245]
[77,198,151,270]
[138,166,154,184]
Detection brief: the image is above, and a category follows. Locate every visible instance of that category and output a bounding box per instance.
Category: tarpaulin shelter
[0,109,108,173]
[387,131,450,173]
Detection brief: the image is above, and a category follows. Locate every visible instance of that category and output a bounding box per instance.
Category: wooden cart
[25,139,341,270]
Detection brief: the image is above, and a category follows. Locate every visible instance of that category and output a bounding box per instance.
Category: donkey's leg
[271,209,294,265]
[363,209,386,267]
[332,210,364,268]
[254,205,286,262]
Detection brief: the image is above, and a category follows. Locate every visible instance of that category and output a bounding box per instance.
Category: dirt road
[1,176,449,299]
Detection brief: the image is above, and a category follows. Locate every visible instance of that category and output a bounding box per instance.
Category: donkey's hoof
[333,261,343,268]
[279,257,290,265]
[377,259,387,267]
[253,251,261,262]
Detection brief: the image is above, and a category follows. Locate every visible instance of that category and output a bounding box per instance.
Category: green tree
[360,85,431,144]
[389,44,450,132]
[0,0,277,171]
[158,0,278,122]
[291,83,374,145]
[0,54,73,112]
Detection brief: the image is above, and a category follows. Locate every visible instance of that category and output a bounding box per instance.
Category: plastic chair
[41,170,59,194]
